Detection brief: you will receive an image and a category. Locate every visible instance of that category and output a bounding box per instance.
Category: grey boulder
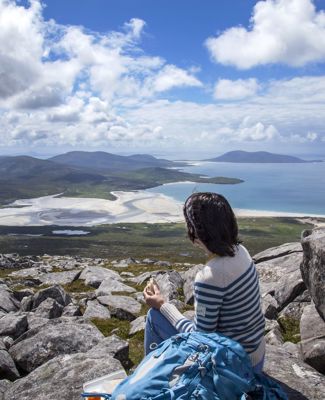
[83,300,111,320]
[88,335,129,367]
[34,298,64,319]
[32,285,71,309]
[3,351,124,400]
[20,295,33,312]
[97,295,141,321]
[79,266,121,288]
[128,271,161,286]
[0,314,28,340]
[253,242,302,264]
[38,269,81,286]
[155,271,183,302]
[0,380,12,400]
[300,228,325,321]
[261,294,278,320]
[256,252,303,284]
[274,269,306,311]
[9,319,104,373]
[0,286,20,313]
[95,278,136,297]
[300,303,325,374]
[129,315,146,335]
[279,301,308,321]
[181,264,204,304]
[13,288,34,302]
[61,303,82,317]
[0,349,20,381]
[265,326,284,346]
[264,344,325,400]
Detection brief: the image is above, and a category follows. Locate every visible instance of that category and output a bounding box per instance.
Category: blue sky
[1,0,325,158]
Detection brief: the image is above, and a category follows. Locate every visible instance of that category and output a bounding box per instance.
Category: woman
[143,192,265,373]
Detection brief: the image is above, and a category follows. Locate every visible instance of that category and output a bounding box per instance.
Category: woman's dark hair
[183,192,240,257]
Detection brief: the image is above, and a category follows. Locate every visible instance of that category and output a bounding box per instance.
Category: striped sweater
[160,244,265,366]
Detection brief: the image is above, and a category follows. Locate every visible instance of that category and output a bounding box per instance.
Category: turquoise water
[147,162,325,215]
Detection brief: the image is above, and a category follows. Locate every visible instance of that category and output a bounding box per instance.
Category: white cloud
[0,0,43,98]
[0,1,201,109]
[125,18,146,39]
[287,131,319,143]
[0,0,324,154]
[150,65,203,93]
[206,0,325,69]
[0,0,202,150]
[126,75,325,148]
[214,78,260,100]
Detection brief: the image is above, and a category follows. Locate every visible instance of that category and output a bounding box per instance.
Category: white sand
[0,191,324,227]
[0,191,184,226]
[235,209,325,218]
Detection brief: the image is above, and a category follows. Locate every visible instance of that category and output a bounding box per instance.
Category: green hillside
[0,153,243,205]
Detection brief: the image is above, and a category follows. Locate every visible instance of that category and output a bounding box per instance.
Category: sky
[0,0,325,159]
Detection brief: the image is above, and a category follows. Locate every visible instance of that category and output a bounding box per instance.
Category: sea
[146,161,325,216]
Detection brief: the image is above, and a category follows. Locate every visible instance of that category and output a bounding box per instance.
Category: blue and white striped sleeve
[159,268,225,334]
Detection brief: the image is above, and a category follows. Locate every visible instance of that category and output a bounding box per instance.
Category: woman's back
[194,244,265,365]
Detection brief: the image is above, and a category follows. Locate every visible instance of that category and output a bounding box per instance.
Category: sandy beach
[0,191,184,226]
[0,191,324,227]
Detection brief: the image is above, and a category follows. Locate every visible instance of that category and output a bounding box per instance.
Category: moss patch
[278,316,301,344]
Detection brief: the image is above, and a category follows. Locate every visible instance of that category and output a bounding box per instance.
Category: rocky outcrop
[0,340,20,381]
[32,285,71,309]
[3,351,123,400]
[264,344,325,400]
[9,318,104,373]
[181,264,204,304]
[38,269,81,286]
[253,242,302,263]
[0,380,12,400]
[154,271,183,302]
[0,314,28,339]
[83,299,111,320]
[0,286,20,313]
[274,269,306,310]
[89,335,129,366]
[300,228,325,321]
[79,265,121,288]
[95,278,136,296]
[97,295,141,320]
[300,304,325,374]
[129,315,146,335]
[34,298,64,319]
[0,230,324,400]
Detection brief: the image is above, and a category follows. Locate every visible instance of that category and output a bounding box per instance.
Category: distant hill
[0,153,243,205]
[205,150,322,163]
[49,151,184,171]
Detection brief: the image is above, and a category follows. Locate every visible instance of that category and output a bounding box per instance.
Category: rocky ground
[0,228,325,399]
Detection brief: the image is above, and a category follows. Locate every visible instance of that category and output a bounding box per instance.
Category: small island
[205,150,323,163]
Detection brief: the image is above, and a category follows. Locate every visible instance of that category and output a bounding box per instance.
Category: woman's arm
[160,268,225,333]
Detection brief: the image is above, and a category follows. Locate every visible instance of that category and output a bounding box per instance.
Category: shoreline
[0,191,324,227]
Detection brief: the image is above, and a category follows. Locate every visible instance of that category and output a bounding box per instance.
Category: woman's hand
[143,283,165,310]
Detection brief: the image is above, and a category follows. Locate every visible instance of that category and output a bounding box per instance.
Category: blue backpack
[107,332,287,400]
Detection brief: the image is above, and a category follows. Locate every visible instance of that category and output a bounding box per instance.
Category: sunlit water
[147,162,325,215]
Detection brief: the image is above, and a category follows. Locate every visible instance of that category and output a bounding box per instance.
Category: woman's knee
[146,308,161,324]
